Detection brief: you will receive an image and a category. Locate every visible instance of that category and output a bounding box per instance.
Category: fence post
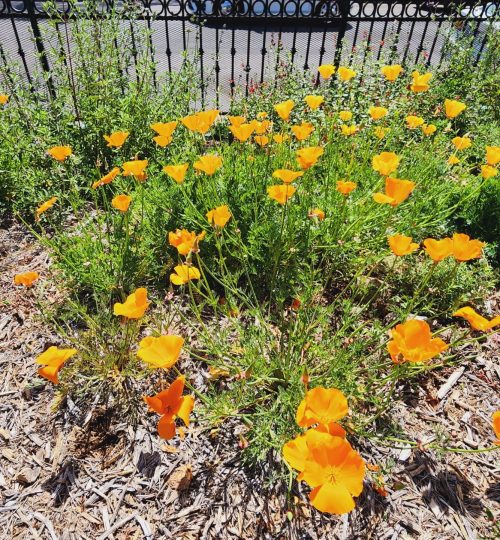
[26,0,55,99]
[334,0,349,66]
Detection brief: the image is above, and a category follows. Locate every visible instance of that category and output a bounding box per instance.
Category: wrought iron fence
[0,1,498,108]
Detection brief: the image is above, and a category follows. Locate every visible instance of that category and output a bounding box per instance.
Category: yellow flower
[92,167,121,189]
[230,123,255,142]
[113,288,150,319]
[252,119,272,134]
[36,346,77,384]
[448,155,460,165]
[272,169,304,184]
[168,229,205,256]
[47,146,72,162]
[170,265,201,285]
[112,194,132,212]
[296,146,324,170]
[372,151,400,176]
[336,180,357,195]
[374,127,389,139]
[193,154,223,176]
[337,66,357,82]
[380,64,403,82]
[137,335,184,369]
[104,131,129,148]
[373,177,415,207]
[254,135,269,147]
[444,99,466,119]
[227,115,246,127]
[308,208,325,221]
[304,95,324,110]
[406,115,424,129]
[122,159,148,181]
[369,106,388,121]
[452,136,471,150]
[291,122,315,141]
[481,165,498,179]
[267,184,296,204]
[151,121,178,147]
[388,234,419,256]
[206,205,232,228]
[317,64,335,79]
[181,110,219,134]
[0,94,9,105]
[485,146,500,166]
[341,124,359,136]
[273,134,289,144]
[163,163,189,184]
[339,110,353,122]
[256,111,268,119]
[410,71,432,92]
[422,124,436,136]
[14,271,40,288]
[274,99,295,121]
[35,197,58,221]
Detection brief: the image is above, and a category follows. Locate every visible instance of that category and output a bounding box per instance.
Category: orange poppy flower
[388,319,448,364]
[254,135,269,147]
[256,111,268,119]
[151,121,177,147]
[193,154,223,176]
[369,106,388,121]
[104,131,129,148]
[292,122,315,141]
[423,238,453,262]
[373,177,415,206]
[374,127,389,139]
[36,346,77,384]
[296,387,348,428]
[309,208,325,221]
[112,194,132,212]
[273,134,289,144]
[296,146,324,170]
[452,136,471,150]
[206,205,232,228]
[493,412,500,445]
[341,124,359,136]
[453,306,500,332]
[267,184,297,205]
[481,165,498,179]
[272,169,304,184]
[252,119,272,134]
[113,288,149,319]
[485,146,500,166]
[317,64,336,79]
[227,115,246,127]
[274,99,295,121]
[168,229,205,256]
[380,64,403,82]
[372,151,400,176]
[339,110,353,122]
[304,95,324,110]
[0,94,9,105]
[230,123,255,142]
[92,167,121,189]
[451,233,485,261]
[137,335,184,369]
[181,110,219,134]
[422,124,436,136]
[14,271,39,287]
[447,155,460,165]
[388,234,419,256]
[444,99,466,119]
[163,163,189,184]
[35,196,58,221]
[337,66,356,82]
[336,180,357,195]
[406,115,424,129]
[170,265,201,285]
[144,375,194,440]
[47,146,72,162]
[410,71,432,92]
[122,159,148,181]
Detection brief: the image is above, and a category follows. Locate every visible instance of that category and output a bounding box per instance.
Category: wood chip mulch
[1,224,498,539]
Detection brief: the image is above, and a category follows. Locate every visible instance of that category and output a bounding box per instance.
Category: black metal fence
[0,1,498,108]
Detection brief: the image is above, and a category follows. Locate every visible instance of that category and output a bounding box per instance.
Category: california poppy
[444,99,466,119]
[452,136,471,150]
[114,287,149,319]
[410,71,432,92]
[447,155,460,165]
[47,146,72,162]
[369,106,388,121]
[228,115,246,127]
[453,306,500,332]
[182,110,219,135]
[254,135,269,147]
[374,127,389,139]
[0,94,9,105]
[380,64,403,82]
[273,134,289,144]
[163,163,189,184]
[406,115,424,129]
[14,271,39,287]
[296,387,348,428]
[35,197,58,221]
[388,234,419,256]
[267,184,297,205]
[169,229,205,256]
[317,64,335,79]
[230,123,255,142]
[339,110,353,122]
[36,346,77,384]
[151,121,178,147]
[337,66,356,82]
[387,319,448,363]
[252,119,272,134]
[112,194,132,212]
[122,159,148,181]
[296,146,324,170]
[485,146,500,166]
[144,375,194,439]
[92,167,121,189]
[304,95,324,110]
[423,238,453,262]
[481,165,498,179]
[274,99,295,121]
[451,233,485,261]
[272,169,304,184]
[206,205,231,228]
[137,335,184,369]
[492,412,500,445]
[193,154,223,176]
[336,180,357,195]
[170,265,201,285]
[372,151,400,176]
[104,131,129,148]
[341,124,359,136]
[373,177,415,206]
[422,124,436,136]
[292,122,315,141]
[308,208,325,221]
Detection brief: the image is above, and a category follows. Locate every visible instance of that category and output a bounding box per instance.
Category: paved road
[0,14,462,109]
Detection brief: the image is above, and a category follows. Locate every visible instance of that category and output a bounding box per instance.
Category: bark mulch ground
[1,224,498,539]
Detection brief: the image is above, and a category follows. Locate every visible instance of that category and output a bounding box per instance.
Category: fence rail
[0,1,498,108]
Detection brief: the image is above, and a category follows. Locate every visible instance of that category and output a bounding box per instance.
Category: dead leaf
[167,464,193,491]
